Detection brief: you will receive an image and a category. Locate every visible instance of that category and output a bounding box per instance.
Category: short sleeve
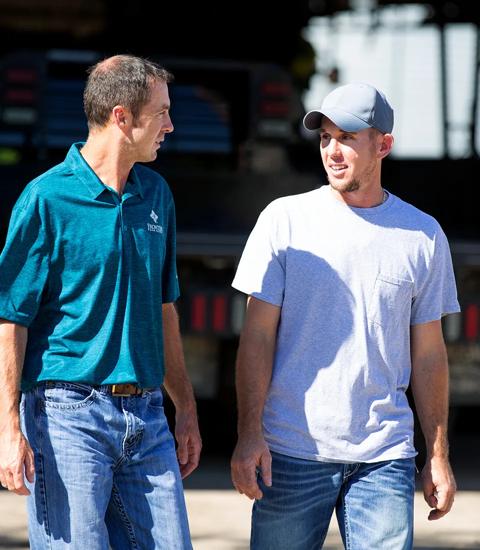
[232,202,286,306]
[411,227,460,325]
[162,196,180,303]
[0,189,51,326]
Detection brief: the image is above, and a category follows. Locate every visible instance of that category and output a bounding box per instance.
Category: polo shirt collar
[65,143,144,199]
[125,166,144,199]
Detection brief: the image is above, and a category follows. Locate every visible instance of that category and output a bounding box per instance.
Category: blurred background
[0,1,479,548]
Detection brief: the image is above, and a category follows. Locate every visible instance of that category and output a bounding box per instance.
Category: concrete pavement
[1,465,479,549]
[2,430,479,550]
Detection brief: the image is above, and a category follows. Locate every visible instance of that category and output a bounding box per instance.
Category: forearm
[411,345,450,459]
[236,324,276,438]
[0,320,27,432]
[231,298,279,499]
[410,320,456,518]
[162,303,196,412]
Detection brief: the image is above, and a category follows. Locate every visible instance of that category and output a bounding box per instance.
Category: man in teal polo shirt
[0,55,201,549]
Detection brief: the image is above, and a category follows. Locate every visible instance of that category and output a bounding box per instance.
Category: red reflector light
[465,304,478,342]
[260,82,291,95]
[259,102,290,116]
[191,294,207,331]
[6,69,38,84]
[5,89,36,103]
[212,295,227,332]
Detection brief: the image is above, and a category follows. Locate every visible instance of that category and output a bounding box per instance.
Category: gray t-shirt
[232,185,460,463]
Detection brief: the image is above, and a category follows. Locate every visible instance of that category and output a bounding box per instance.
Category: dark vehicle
[1,47,479,448]
[0,49,318,448]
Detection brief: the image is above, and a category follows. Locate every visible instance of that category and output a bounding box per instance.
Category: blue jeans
[251,451,415,550]
[20,382,192,550]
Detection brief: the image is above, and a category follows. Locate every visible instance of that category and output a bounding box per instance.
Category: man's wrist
[425,452,450,462]
[0,417,22,437]
[173,396,197,415]
[237,421,264,439]
[425,443,450,461]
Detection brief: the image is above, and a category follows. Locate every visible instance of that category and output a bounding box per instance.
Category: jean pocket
[42,382,96,410]
[367,274,413,328]
[146,389,164,410]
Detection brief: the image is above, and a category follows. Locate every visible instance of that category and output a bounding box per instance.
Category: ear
[378,133,394,159]
[112,105,130,128]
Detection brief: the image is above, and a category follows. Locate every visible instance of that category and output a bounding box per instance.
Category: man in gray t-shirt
[231,83,459,550]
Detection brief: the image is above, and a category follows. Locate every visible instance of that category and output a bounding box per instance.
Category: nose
[327,138,341,157]
[164,112,174,134]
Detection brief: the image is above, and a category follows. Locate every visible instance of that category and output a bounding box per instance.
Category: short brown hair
[83,55,173,129]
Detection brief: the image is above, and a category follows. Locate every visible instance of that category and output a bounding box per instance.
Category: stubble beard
[328,154,376,194]
[328,177,360,193]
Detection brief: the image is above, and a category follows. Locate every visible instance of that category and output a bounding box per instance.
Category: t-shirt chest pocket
[367,274,414,328]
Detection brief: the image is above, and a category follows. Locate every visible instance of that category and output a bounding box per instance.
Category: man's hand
[231,433,272,500]
[174,407,202,479]
[421,455,456,520]
[0,429,34,496]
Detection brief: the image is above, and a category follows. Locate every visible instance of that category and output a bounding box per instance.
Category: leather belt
[110,383,145,397]
[42,381,151,397]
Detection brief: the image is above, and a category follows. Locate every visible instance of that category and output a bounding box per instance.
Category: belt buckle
[111,383,141,397]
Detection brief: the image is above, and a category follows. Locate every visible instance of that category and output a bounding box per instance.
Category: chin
[329,179,359,193]
[329,179,348,191]
[143,151,157,163]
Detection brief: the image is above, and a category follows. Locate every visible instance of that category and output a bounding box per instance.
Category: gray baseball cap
[303,82,394,134]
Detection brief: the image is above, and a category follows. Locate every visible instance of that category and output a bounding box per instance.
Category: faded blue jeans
[251,451,415,550]
[20,382,192,549]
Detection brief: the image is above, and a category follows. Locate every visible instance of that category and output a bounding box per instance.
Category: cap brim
[303,108,371,133]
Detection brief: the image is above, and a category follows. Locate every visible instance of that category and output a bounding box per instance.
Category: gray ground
[1,434,479,549]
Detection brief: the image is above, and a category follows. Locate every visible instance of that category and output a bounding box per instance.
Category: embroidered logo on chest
[147,210,163,233]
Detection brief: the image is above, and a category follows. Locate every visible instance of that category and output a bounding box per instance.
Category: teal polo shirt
[0,143,180,391]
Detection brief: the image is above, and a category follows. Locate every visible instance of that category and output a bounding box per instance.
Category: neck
[329,183,386,208]
[81,132,133,195]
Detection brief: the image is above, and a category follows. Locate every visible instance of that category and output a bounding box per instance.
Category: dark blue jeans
[251,451,415,550]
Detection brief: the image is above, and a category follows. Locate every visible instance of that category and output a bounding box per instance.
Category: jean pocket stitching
[42,387,96,410]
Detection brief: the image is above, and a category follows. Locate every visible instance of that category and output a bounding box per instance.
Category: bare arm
[162,303,201,478]
[410,319,456,520]
[230,296,281,500]
[0,319,34,495]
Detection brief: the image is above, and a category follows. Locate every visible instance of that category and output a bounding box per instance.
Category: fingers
[179,457,198,479]
[428,508,448,521]
[231,447,271,500]
[0,438,34,496]
[231,459,262,500]
[176,430,202,479]
[179,442,202,479]
[25,448,35,483]
[260,450,272,487]
[423,485,437,509]
[422,463,456,522]
[174,409,202,479]
[12,467,30,496]
[427,487,455,521]
[176,436,188,467]
[1,465,30,496]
